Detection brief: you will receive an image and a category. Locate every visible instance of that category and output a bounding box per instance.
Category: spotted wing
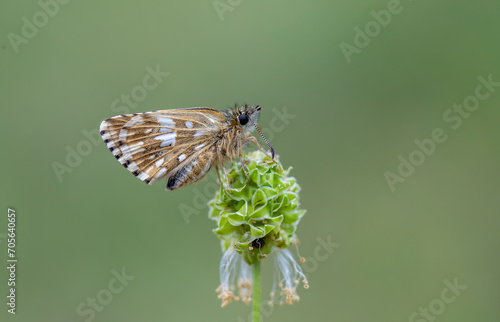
[99,108,225,186]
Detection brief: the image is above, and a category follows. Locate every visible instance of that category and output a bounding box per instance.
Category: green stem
[252,260,261,322]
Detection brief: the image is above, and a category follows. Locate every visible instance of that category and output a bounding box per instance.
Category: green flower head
[209,151,309,308]
[209,150,306,265]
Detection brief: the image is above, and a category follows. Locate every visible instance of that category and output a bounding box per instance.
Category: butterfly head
[237,104,261,128]
[235,104,274,159]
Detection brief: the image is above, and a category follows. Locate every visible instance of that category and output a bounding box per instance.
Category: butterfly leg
[236,138,251,182]
[239,156,250,182]
[216,149,232,193]
[221,165,232,193]
[214,164,222,185]
[242,136,275,161]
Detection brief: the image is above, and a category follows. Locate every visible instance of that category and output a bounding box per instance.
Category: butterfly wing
[165,144,217,190]
[99,108,226,186]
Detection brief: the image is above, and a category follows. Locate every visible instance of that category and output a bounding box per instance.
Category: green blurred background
[1,0,499,321]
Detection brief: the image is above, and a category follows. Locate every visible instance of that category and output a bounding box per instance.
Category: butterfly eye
[238,113,249,125]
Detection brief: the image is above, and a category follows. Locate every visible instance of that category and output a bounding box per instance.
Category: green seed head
[208,151,306,265]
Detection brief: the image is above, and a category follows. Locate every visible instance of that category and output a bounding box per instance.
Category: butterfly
[99,104,274,191]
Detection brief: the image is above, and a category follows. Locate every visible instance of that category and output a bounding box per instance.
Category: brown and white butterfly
[99,104,274,191]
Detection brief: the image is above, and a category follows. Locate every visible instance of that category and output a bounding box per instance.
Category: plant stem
[252,260,261,322]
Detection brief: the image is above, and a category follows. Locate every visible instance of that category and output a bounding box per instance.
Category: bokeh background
[1,0,499,321]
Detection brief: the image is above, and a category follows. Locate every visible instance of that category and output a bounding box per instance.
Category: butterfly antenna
[249,117,275,159]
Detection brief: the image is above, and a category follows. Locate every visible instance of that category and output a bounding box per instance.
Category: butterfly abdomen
[166,146,216,190]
